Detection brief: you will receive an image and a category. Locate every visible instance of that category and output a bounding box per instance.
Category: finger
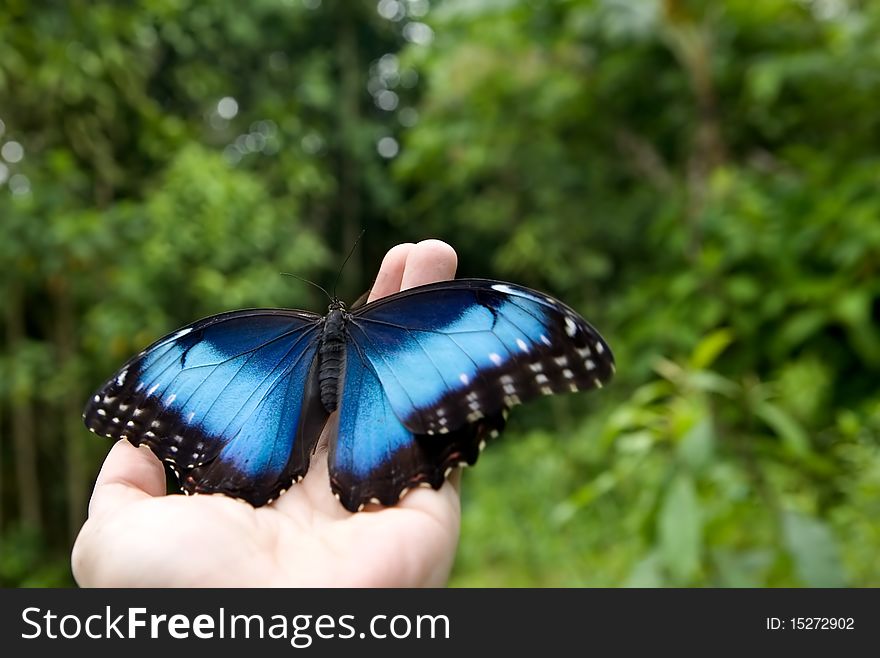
[446,467,462,493]
[398,240,462,514]
[368,242,415,303]
[87,440,166,519]
[401,239,458,290]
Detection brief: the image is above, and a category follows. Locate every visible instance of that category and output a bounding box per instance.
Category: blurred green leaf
[755,402,812,459]
[782,512,846,588]
[678,417,714,471]
[690,328,734,370]
[658,473,702,584]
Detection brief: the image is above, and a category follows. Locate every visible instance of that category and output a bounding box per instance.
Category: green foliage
[1,0,878,586]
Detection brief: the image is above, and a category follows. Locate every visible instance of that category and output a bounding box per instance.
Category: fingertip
[401,239,458,290]
[368,242,416,302]
[399,475,461,513]
[88,440,166,518]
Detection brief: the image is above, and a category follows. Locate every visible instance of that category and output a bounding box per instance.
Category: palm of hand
[72,241,461,587]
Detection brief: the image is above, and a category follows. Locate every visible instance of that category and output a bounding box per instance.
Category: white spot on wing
[491,283,518,295]
[115,369,128,386]
[459,373,470,385]
[541,334,552,347]
[565,316,577,337]
[489,352,502,366]
[516,338,528,352]
[596,342,605,355]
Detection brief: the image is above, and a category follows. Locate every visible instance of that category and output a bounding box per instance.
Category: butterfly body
[317,303,348,413]
[84,279,614,512]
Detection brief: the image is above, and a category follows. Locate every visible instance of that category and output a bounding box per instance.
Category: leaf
[678,417,714,471]
[657,473,702,583]
[756,401,812,459]
[782,512,846,587]
[690,328,735,370]
[623,552,664,588]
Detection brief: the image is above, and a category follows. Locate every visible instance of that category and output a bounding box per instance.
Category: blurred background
[1,0,879,587]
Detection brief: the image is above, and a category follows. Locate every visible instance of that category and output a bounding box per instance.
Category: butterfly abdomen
[318,306,348,413]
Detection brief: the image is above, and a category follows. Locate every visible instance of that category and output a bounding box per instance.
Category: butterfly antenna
[332,229,366,299]
[280,272,332,302]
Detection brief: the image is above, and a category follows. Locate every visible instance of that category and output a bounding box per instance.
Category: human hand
[71,239,461,587]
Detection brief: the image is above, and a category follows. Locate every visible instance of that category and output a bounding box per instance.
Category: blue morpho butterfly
[83,278,614,512]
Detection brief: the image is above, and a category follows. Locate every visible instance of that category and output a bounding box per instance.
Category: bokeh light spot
[1,141,24,163]
[9,173,30,196]
[217,97,239,120]
[377,136,399,158]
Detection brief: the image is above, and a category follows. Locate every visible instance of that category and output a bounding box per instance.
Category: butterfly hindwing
[350,279,615,436]
[83,309,327,506]
[328,335,506,511]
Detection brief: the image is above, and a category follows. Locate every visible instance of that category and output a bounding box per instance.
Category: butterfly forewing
[350,279,615,437]
[83,308,326,505]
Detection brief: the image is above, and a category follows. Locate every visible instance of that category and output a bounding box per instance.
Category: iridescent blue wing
[83,309,328,506]
[328,279,614,510]
[328,333,507,511]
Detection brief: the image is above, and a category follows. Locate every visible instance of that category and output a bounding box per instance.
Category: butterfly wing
[328,334,506,511]
[327,278,614,510]
[83,309,328,505]
[350,279,614,435]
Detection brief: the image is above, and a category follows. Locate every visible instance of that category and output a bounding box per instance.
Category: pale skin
[71,240,461,587]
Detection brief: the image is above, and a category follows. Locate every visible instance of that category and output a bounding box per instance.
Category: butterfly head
[328,298,346,313]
